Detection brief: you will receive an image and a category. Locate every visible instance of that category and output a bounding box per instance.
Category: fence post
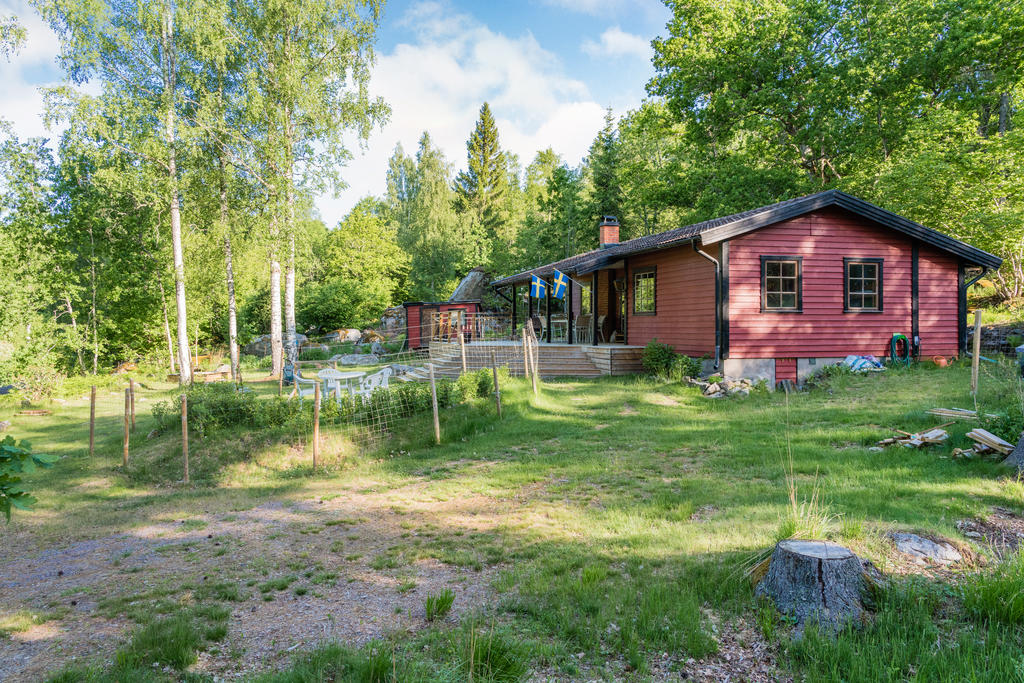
[122,388,130,467]
[971,309,983,395]
[312,383,321,470]
[182,394,189,483]
[521,327,529,378]
[89,385,96,457]
[459,332,467,375]
[129,377,136,431]
[528,328,539,396]
[428,363,441,445]
[491,349,502,418]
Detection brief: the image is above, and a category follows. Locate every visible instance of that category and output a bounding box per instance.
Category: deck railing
[428,311,514,343]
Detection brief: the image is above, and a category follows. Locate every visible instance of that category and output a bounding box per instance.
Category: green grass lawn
[2,360,1023,681]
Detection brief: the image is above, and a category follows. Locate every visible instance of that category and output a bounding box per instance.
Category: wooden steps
[399,342,642,382]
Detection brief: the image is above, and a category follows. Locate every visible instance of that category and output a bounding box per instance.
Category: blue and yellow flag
[530,274,547,298]
[551,269,569,300]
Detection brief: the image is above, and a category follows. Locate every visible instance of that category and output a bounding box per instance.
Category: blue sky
[0,0,671,222]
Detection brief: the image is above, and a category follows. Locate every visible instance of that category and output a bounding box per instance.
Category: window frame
[760,255,803,313]
[843,257,884,313]
[632,266,657,316]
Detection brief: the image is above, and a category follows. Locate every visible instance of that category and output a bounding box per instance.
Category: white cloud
[539,0,665,19]
[318,1,613,223]
[581,26,651,60]
[0,0,64,141]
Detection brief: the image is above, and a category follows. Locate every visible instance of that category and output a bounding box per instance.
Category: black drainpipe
[693,240,722,370]
[959,266,989,353]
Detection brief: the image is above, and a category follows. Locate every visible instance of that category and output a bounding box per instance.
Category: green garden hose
[890,333,911,367]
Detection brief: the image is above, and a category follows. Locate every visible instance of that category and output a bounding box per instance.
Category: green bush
[641,340,677,376]
[298,349,331,361]
[1,436,59,521]
[641,341,701,380]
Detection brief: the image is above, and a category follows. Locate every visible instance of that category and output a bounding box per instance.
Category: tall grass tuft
[425,588,455,622]
[963,550,1024,625]
[459,625,528,683]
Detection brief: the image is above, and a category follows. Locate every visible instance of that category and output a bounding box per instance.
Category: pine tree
[586,108,624,231]
[455,102,509,267]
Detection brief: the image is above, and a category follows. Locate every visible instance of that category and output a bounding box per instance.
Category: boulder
[449,266,488,301]
[891,532,962,566]
[389,364,418,376]
[379,307,406,337]
[370,341,387,356]
[215,364,230,373]
[703,383,721,396]
[243,334,273,357]
[361,330,385,344]
[339,353,379,366]
[323,329,361,344]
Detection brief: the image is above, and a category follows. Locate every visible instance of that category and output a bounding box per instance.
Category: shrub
[641,340,677,376]
[13,360,65,403]
[298,349,331,361]
[425,588,455,621]
[642,340,701,380]
[1,436,58,522]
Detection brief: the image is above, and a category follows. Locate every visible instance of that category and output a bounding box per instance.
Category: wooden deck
[416,341,644,379]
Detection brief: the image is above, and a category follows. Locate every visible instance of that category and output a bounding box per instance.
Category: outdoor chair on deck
[596,315,607,343]
[351,367,393,401]
[574,314,592,344]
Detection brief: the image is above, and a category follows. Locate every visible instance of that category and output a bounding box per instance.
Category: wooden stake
[971,310,982,395]
[459,332,467,374]
[428,363,441,445]
[129,378,136,431]
[122,388,130,467]
[521,327,530,378]
[181,395,189,483]
[491,349,502,418]
[312,383,321,470]
[529,328,539,396]
[278,372,283,397]
[89,385,96,458]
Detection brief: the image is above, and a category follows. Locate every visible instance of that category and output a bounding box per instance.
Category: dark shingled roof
[491,190,1002,287]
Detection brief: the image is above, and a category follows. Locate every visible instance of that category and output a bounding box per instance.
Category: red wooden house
[491,191,1001,385]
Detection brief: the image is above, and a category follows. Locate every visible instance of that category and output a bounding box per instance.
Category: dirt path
[0,485,502,681]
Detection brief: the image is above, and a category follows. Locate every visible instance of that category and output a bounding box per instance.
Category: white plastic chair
[293,367,319,406]
[351,367,393,401]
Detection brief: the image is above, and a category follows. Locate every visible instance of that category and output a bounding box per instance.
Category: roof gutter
[692,240,722,370]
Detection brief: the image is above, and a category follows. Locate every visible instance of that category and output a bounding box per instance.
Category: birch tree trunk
[163,4,191,385]
[159,279,176,374]
[270,246,283,378]
[64,294,85,374]
[284,106,297,368]
[219,154,240,382]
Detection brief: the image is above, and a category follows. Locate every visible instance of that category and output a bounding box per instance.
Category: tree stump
[1002,434,1024,472]
[755,540,865,635]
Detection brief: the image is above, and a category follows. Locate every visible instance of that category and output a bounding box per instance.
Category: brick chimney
[599,216,620,248]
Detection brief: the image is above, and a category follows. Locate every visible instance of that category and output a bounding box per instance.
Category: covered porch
[490,263,630,346]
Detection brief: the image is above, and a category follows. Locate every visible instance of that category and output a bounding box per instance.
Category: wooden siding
[624,244,718,356]
[727,207,960,358]
[776,358,797,382]
[917,249,960,356]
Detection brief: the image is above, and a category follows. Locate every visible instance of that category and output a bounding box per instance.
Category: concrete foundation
[722,358,776,387]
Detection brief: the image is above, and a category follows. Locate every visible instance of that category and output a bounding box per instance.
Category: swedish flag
[552,269,569,300]
[530,274,547,298]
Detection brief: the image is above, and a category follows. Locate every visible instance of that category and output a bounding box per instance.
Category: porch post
[528,284,534,332]
[591,273,599,345]
[545,279,552,343]
[567,276,574,344]
[511,284,517,334]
